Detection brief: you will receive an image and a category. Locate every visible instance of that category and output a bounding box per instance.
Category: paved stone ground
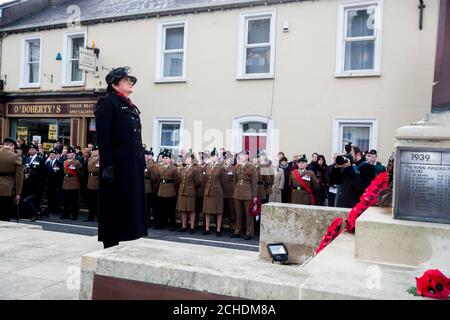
[0,213,260,300]
[0,222,102,300]
[19,211,260,252]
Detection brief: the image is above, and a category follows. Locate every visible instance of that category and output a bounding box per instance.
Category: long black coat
[330,159,375,208]
[95,93,148,242]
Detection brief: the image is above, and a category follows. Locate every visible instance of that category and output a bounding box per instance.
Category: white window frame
[62,30,87,87]
[155,19,188,83]
[237,10,276,80]
[232,115,275,160]
[20,35,42,88]
[332,117,378,155]
[335,0,383,77]
[152,117,184,154]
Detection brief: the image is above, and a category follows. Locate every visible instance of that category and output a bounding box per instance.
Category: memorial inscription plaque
[394,147,450,224]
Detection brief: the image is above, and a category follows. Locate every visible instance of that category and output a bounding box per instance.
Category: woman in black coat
[95,67,148,249]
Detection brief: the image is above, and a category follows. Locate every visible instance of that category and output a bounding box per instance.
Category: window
[232,116,275,160]
[153,118,183,155]
[21,37,41,87]
[63,32,86,85]
[156,20,187,82]
[238,10,276,79]
[336,0,383,77]
[333,118,378,155]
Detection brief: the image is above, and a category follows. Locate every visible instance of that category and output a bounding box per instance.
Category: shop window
[11,118,71,149]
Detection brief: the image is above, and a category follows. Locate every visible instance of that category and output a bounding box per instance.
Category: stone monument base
[260,203,349,264]
[355,207,450,268]
[79,239,310,300]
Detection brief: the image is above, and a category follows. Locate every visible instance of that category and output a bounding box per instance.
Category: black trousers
[87,189,98,220]
[327,192,336,207]
[158,196,176,228]
[47,178,63,214]
[0,196,14,221]
[63,189,80,219]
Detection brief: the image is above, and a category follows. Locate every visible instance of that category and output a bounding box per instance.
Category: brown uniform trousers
[86,156,100,221]
[222,165,236,230]
[62,159,83,219]
[203,164,226,214]
[0,147,24,221]
[156,164,180,228]
[195,164,208,227]
[289,170,319,205]
[145,160,158,225]
[233,163,258,237]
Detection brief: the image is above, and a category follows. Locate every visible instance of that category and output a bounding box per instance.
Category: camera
[336,155,349,166]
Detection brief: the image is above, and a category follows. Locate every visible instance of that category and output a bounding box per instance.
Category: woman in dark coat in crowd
[315,155,328,206]
[95,67,148,249]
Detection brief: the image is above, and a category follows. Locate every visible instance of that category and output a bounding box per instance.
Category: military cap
[184,149,196,161]
[238,150,250,157]
[210,148,219,157]
[67,146,76,154]
[49,148,57,154]
[298,154,308,163]
[3,138,17,148]
[162,149,172,158]
[105,66,137,87]
[28,144,38,150]
[369,149,378,156]
[256,150,267,158]
[148,147,154,156]
[223,151,234,160]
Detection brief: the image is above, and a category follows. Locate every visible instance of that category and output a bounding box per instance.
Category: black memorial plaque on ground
[394,147,450,224]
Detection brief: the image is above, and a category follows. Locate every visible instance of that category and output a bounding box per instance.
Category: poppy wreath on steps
[416,269,450,300]
[314,217,344,256]
[345,171,389,233]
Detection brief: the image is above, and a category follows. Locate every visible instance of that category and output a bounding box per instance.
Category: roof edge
[0,0,305,35]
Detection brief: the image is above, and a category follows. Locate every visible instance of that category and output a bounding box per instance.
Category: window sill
[335,71,381,78]
[154,78,187,84]
[236,74,274,81]
[19,84,41,89]
[62,82,85,88]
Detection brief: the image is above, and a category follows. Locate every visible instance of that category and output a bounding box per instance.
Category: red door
[243,136,267,159]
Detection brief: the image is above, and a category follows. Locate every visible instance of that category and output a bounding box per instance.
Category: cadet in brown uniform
[156,149,180,230]
[86,146,100,222]
[195,152,208,230]
[202,148,227,236]
[62,147,84,220]
[289,155,319,205]
[258,151,274,204]
[254,152,268,202]
[144,149,158,226]
[222,151,236,232]
[0,138,24,221]
[177,151,200,234]
[232,150,258,240]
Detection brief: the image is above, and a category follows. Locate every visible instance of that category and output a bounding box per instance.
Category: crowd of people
[0,137,387,240]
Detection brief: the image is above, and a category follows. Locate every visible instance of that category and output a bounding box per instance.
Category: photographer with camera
[330,145,375,208]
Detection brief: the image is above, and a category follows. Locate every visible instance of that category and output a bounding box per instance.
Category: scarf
[114,91,133,108]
